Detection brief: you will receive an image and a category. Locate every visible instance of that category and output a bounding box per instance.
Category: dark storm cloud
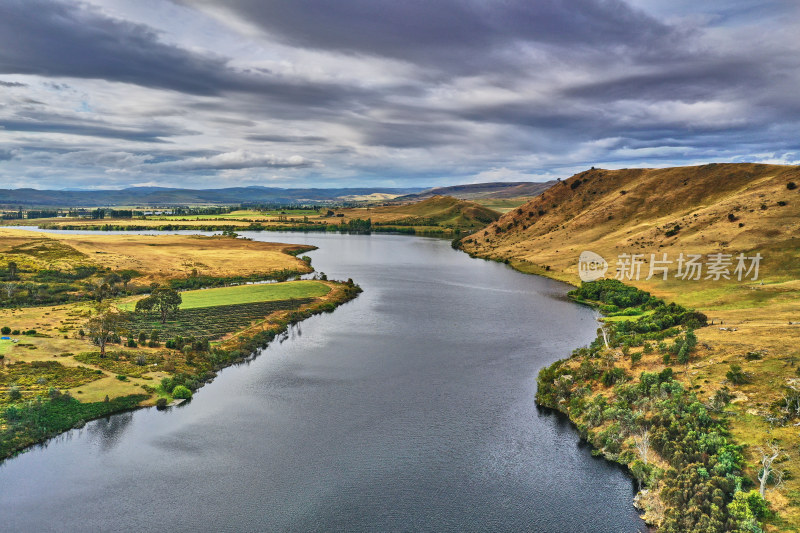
[188,0,672,68]
[0,0,376,107]
[0,119,174,143]
[564,60,764,103]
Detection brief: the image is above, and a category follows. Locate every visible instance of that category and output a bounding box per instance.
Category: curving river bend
[0,231,645,532]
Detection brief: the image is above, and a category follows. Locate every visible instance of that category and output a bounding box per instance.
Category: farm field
[0,228,361,460]
[10,196,502,234]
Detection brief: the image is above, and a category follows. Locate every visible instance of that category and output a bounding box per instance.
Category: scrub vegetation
[0,229,361,461]
[461,163,800,530]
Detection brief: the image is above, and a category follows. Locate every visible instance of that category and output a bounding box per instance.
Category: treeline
[537,279,769,532]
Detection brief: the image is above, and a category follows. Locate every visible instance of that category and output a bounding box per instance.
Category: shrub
[156,398,168,409]
[8,385,21,401]
[172,385,192,399]
[161,377,175,393]
[138,332,147,344]
[630,351,642,366]
[12,330,20,335]
[116,374,127,381]
[788,181,797,190]
[727,364,749,385]
[1,326,10,334]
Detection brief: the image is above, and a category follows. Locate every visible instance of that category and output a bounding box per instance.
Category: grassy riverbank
[460,163,800,531]
[0,229,361,461]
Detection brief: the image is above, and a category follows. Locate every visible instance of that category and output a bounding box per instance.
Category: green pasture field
[121,280,330,311]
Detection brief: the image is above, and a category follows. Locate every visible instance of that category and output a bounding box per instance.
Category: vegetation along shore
[460,163,800,531]
[0,228,361,460]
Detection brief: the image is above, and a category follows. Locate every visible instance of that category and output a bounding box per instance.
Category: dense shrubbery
[1,394,147,459]
[538,279,764,532]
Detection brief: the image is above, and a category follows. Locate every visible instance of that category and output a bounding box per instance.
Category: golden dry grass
[0,228,312,284]
[463,163,800,529]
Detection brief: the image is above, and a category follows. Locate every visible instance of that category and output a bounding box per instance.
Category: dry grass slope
[462,163,800,528]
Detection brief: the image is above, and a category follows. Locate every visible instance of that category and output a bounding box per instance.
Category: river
[0,230,645,532]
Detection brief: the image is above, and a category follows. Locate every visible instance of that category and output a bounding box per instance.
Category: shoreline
[455,243,765,531]
[0,275,362,462]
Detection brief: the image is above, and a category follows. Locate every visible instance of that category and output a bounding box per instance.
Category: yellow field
[0,228,313,285]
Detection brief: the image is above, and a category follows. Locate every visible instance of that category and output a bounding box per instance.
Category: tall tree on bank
[86,306,124,357]
[135,286,182,324]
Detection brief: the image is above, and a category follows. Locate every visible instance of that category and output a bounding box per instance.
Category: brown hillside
[340,195,501,229]
[463,163,800,283]
[462,162,800,525]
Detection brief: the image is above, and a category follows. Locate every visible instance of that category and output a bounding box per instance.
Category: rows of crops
[124,298,316,341]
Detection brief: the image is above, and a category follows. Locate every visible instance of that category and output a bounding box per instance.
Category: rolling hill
[461,162,800,527]
[342,195,501,230]
[396,180,556,201]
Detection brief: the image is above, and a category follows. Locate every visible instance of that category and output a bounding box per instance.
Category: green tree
[172,385,192,399]
[86,306,125,357]
[135,287,182,324]
[6,261,18,280]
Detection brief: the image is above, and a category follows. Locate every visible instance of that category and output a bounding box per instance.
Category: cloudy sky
[1,0,798,190]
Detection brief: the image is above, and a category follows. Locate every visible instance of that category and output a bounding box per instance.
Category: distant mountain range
[396,180,557,201]
[0,186,425,207]
[0,181,557,207]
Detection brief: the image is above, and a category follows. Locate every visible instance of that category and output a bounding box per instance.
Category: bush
[727,364,749,385]
[1,326,10,334]
[172,385,192,399]
[788,182,797,190]
[161,377,175,393]
[8,385,21,401]
[156,398,168,409]
[116,374,127,381]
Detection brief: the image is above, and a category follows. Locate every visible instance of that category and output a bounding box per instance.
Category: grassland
[0,228,360,460]
[461,163,800,531]
[119,280,330,311]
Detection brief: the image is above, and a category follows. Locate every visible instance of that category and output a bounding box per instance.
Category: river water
[0,230,644,532]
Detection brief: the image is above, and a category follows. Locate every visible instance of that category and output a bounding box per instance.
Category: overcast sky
[1,0,798,190]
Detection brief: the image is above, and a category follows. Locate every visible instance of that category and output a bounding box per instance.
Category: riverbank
[0,228,363,461]
[0,278,361,461]
[456,248,793,531]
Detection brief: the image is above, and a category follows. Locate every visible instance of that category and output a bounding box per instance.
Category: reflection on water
[0,231,645,532]
[85,412,135,452]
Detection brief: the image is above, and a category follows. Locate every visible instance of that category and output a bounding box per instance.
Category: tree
[94,282,112,302]
[2,283,17,300]
[634,428,651,464]
[6,261,18,280]
[135,286,182,324]
[757,441,784,497]
[86,306,124,357]
[120,272,132,291]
